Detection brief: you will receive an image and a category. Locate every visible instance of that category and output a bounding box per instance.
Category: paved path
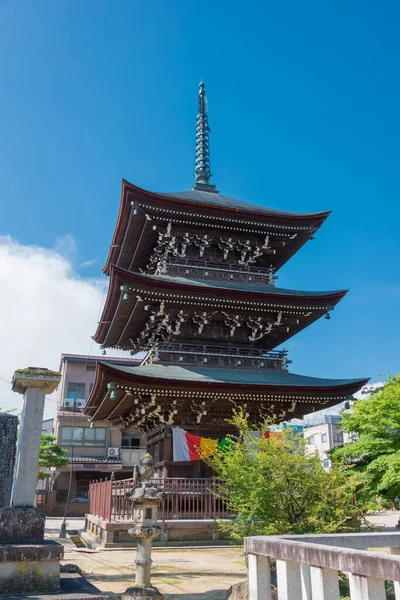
[58,547,246,600]
[367,510,400,530]
[44,513,400,599]
[45,517,246,598]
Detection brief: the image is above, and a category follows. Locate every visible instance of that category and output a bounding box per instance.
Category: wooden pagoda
[85,82,368,477]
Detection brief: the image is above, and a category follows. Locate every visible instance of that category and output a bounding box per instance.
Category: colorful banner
[172,427,231,461]
[171,427,287,462]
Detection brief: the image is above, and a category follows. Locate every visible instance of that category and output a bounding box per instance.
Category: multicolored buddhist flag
[172,427,230,461]
[172,426,288,461]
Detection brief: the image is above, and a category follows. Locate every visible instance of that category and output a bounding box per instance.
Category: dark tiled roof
[102,362,367,389]
[161,189,327,217]
[60,353,140,364]
[72,456,122,463]
[131,272,346,298]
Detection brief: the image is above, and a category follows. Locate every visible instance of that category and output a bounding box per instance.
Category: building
[303,414,349,469]
[51,353,146,501]
[41,418,54,434]
[85,82,368,478]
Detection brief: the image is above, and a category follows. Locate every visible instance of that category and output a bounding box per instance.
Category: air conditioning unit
[107,447,120,459]
[75,400,85,409]
[63,400,71,408]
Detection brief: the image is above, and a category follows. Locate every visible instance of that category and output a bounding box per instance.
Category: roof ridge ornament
[193,81,218,193]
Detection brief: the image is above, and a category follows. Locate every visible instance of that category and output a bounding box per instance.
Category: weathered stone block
[0,540,63,595]
[121,585,164,600]
[0,414,18,509]
[0,506,45,544]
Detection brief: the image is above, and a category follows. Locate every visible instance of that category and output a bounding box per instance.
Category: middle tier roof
[94,266,347,352]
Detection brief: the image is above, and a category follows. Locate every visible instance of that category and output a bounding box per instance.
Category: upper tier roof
[161,189,327,217]
[102,180,331,275]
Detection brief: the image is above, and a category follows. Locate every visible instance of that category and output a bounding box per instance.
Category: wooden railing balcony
[89,477,232,522]
[245,532,400,600]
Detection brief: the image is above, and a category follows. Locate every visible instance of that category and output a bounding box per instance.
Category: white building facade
[303,414,349,469]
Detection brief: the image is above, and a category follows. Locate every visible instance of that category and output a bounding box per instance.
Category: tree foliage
[205,412,365,543]
[331,375,400,505]
[38,434,69,480]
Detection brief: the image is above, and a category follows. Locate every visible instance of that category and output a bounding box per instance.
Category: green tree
[331,375,400,506]
[205,412,365,543]
[38,434,69,480]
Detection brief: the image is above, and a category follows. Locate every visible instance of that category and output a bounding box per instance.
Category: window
[333,433,344,444]
[60,427,106,447]
[66,382,85,400]
[122,435,142,448]
[323,459,330,468]
[307,436,315,445]
[321,433,328,443]
[86,365,96,372]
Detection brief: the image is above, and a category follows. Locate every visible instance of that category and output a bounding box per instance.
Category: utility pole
[59,396,78,538]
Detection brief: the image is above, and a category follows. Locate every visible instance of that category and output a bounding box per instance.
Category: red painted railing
[88,477,232,522]
[88,478,112,521]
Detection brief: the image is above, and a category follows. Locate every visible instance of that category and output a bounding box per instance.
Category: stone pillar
[348,574,386,600]
[276,559,301,600]
[0,368,61,545]
[11,368,61,508]
[248,553,271,600]
[310,566,340,600]
[0,368,63,596]
[0,414,18,508]
[390,548,400,599]
[300,563,312,600]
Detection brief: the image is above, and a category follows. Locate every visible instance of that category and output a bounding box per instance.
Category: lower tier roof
[84,361,369,427]
[106,362,366,388]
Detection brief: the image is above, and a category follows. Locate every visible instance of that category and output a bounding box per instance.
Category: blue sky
[1,0,399,386]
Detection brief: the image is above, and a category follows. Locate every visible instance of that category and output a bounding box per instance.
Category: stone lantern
[121,454,164,600]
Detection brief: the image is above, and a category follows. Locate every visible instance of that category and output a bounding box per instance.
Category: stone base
[0,540,63,595]
[226,580,277,600]
[84,514,231,547]
[121,585,164,600]
[0,506,45,544]
[1,572,109,599]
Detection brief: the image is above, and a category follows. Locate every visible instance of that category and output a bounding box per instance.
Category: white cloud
[0,236,115,419]
[52,234,78,260]
[80,258,99,269]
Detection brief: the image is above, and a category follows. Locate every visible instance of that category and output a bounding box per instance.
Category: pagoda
[85,82,368,477]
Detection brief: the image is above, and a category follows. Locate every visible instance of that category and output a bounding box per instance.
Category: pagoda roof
[84,361,369,424]
[161,189,327,217]
[94,266,347,349]
[99,362,368,389]
[103,180,331,275]
[129,271,347,298]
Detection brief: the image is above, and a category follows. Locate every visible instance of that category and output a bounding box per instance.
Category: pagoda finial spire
[193,81,217,192]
